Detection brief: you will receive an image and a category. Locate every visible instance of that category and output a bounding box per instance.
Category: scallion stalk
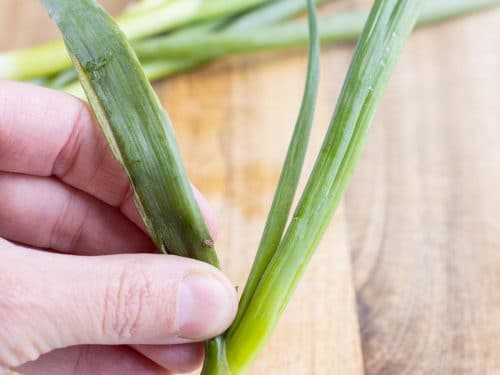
[232,0,320,334]
[62,0,500,100]
[2,0,271,80]
[221,0,425,372]
[134,0,500,59]
[63,0,326,99]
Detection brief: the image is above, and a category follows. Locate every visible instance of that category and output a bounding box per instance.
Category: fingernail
[178,273,236,340]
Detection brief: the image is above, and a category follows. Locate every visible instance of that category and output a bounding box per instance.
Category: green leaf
[231,0,320,334]
[40,0,220,266]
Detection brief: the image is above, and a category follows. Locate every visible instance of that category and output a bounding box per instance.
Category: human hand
[0,81,237,374]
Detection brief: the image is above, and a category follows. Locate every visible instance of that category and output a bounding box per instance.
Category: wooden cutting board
[344,3,500,373]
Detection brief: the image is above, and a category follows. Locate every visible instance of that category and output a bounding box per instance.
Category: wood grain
[344,6,500,374]
[0,1,363,374]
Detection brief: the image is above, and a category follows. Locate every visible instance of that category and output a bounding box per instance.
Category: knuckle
[102,264,155,341]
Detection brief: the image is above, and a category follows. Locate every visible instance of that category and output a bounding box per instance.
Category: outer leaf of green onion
[39,0,220,266]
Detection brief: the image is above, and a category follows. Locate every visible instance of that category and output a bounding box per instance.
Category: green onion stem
[63,0,324,99]
[134,0,500,60]
[202,2,319,373]
[231,0,320,334]
[1,0,270,80]
[222,0,425,372]
[64,0,500,99]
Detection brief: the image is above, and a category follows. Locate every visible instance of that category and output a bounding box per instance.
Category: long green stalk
[221,0,425,372]
[2,0,271,80]
[39,0,220,266]
[134,0,500,59]
[202,2,319,373]
[201,2,319,372]
[63,0,500,99]
[64,0,325,98]
[232,0,320,333]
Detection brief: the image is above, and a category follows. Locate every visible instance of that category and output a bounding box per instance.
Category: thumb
[0,239,237,369]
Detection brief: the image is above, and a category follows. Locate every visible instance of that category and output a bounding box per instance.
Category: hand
[0,81,237,374]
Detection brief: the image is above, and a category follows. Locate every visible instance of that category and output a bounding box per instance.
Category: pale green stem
[223,0,425,372]
[0,0,271,80]
[64,0,500,98]
[134,0,500,59]
[231,0,321,334]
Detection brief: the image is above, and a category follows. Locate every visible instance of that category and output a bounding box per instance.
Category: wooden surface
[345,4,500,373]
[1,1,500,374]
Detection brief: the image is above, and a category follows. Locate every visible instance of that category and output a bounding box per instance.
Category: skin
[0,80,238,375]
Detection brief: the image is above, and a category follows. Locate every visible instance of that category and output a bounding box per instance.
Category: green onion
[39,0,220,266]
[219,0,425,372]
[63,0,325,99]
[233,0,320,334]
[2,0,270,80]
[203,0,320,372]
[61,0,500,99]
[134,0,500,60]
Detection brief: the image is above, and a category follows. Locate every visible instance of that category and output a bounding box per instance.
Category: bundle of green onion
[1,0,499,99]
[9,0,499,373]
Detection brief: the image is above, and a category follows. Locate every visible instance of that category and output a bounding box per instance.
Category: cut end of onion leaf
[40,0,220,268]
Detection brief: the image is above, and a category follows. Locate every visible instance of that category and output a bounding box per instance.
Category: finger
[0,80,130,205]
[17,345,171,375]
[134,343,204,374]
[0,172,153,254]
[0,80,217,238]
[0,241,237,369]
